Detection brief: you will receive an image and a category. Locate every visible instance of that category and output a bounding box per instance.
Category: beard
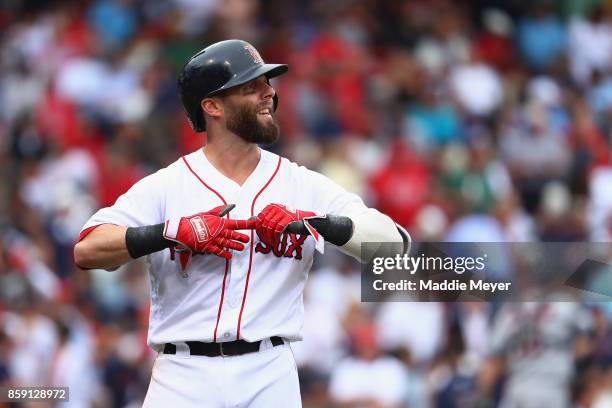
[225,100,280,145]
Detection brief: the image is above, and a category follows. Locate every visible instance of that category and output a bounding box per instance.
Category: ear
[201,97,222,120]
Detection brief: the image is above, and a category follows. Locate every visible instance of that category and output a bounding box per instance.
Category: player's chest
[164,168,302,220]
[162,170,312,264]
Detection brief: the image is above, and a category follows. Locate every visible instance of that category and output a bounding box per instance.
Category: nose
[262,80,275,101]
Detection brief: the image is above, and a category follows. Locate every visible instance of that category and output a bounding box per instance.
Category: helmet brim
[211,63,288,95]
[261,63,289,79]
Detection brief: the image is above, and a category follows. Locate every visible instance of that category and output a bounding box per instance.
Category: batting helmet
[177,39,288,132]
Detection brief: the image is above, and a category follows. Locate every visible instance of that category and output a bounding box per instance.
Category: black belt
[163,336,284,357]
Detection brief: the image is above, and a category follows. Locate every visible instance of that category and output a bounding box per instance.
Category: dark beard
[225,101,280,145]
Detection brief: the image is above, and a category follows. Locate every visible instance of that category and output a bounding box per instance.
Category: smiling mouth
[258,108,272,118]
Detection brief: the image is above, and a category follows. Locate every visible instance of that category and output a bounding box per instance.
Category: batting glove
[164,204,255,262]
[255,203,325,252]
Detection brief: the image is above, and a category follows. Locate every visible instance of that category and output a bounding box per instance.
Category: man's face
[223,76,280,145]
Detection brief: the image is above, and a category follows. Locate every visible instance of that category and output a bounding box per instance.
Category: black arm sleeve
[125,223,173,259]
[306,215,354,246]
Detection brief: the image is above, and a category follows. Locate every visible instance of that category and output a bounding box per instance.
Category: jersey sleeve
[79,169,166,239]
[299,166,369,218]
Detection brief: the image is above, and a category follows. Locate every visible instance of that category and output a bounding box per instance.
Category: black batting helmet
[177,39,288,132]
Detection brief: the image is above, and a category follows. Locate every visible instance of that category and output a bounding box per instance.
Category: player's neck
[202,137,260,186]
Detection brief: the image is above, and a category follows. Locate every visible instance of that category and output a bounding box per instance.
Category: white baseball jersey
[79,148,370,349]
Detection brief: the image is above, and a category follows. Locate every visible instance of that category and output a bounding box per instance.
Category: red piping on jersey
[74,224,103,270]
[236,155,282,340]
[214,262,230,342]
[182,155,229,342]
[78,225,101,243]
[182,156,226,205]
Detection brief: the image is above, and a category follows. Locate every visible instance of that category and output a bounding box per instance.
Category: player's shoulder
[157,149,204,178]
[127,154,185,191]
[142,159,178,181]
[263,149,320,178]
[270,151,349,195]
[259,149,304,180]
[168,150,197,171]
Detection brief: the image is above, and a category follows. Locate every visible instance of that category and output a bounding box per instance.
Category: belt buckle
[219,342,227,357]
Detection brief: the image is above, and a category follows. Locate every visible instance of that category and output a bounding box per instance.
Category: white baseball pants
[142,342,302,408]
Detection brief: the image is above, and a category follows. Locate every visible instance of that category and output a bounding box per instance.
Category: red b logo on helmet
[244,44,263,65]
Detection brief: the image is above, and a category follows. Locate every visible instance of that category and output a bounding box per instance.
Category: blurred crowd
[1,0,612,407]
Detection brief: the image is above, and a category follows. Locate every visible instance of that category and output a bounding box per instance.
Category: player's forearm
[297,210,409,262]
[74,224,133,270]
[339,209,410,263]
[74,223,174,270]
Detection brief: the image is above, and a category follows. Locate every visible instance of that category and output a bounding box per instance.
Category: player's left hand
[255,203,320,247]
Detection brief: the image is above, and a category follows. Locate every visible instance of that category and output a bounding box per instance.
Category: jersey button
[223,332,231,339]
[228,296,239,308]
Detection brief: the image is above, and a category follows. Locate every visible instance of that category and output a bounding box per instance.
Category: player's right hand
[164,204,256,260]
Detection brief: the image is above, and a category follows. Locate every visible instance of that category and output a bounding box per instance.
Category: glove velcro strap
[162,218,193,274]
[163,218,180,241]
[303,216,326,254]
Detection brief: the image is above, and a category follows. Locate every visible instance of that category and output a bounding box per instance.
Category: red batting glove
[255,203,319,247]
[164,205,256,261]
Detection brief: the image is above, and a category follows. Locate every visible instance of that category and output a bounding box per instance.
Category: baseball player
[73,39,410,408]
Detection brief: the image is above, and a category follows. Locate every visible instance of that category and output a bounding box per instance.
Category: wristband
[307,215,353,246]
[125,224,173,259]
